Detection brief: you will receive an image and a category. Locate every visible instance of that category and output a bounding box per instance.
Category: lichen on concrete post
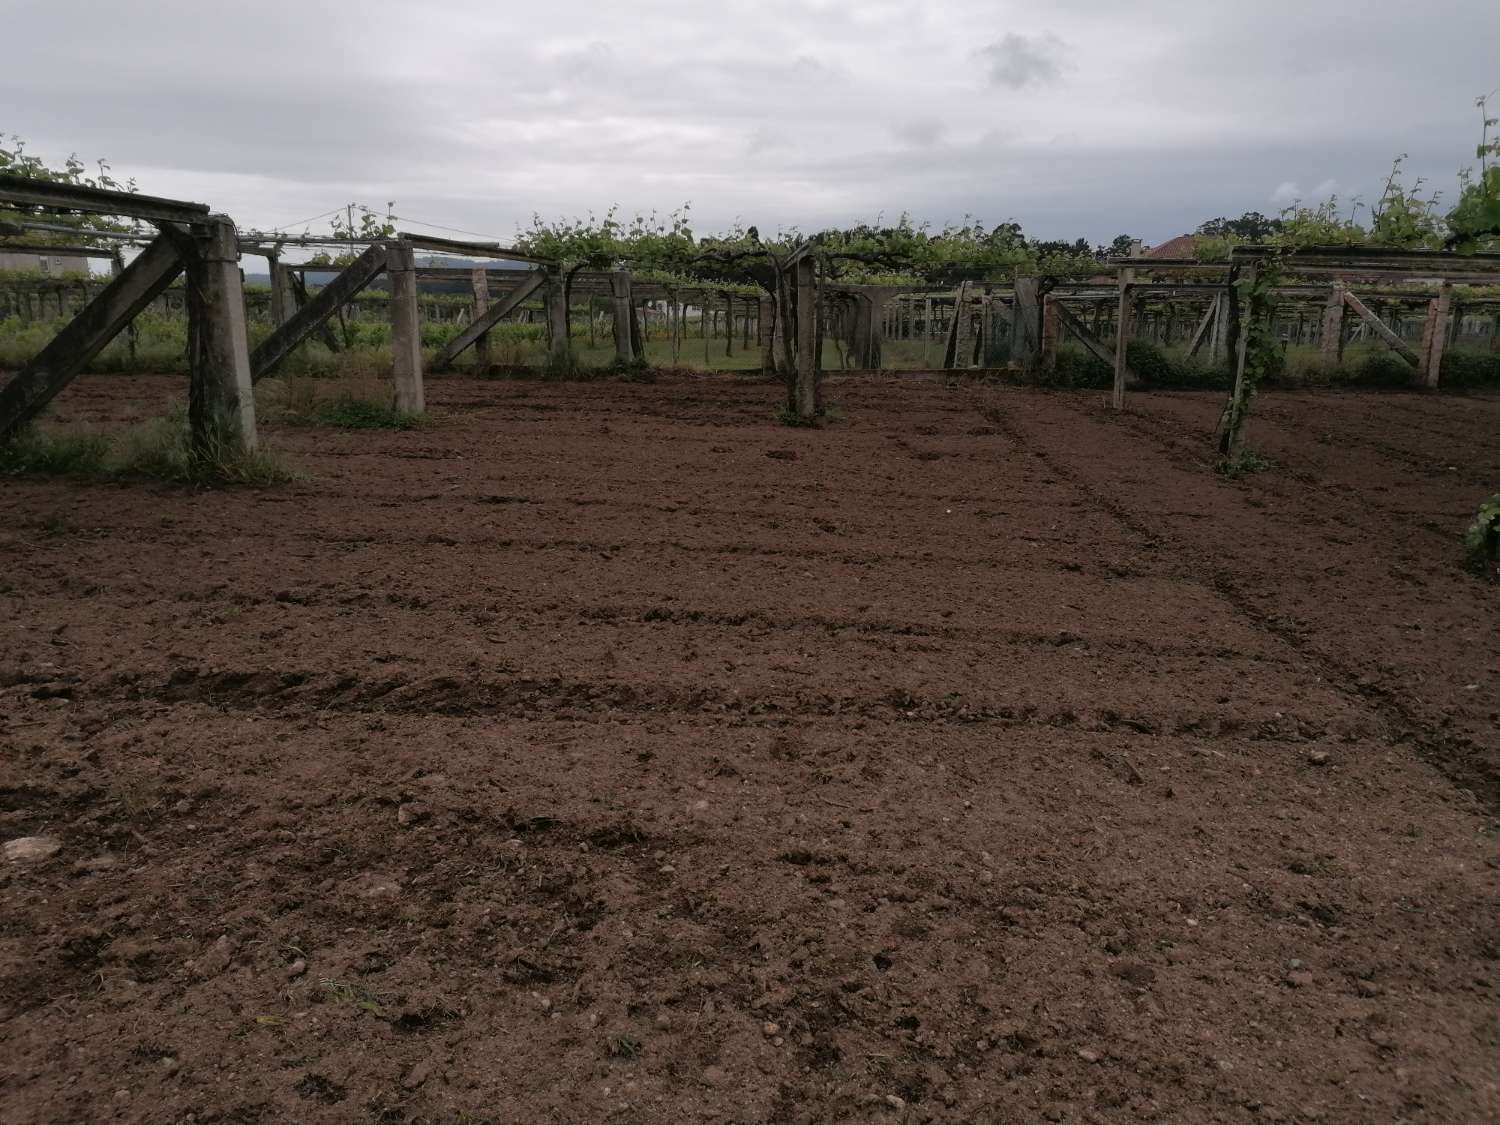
[545,272,571,369]
[387,241,424,414]
[794,256,817,419]
[610,269,634,365]
[188,215,257,456]
[471,267,491,370]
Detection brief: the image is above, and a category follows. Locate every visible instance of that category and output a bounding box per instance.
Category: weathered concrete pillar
[1319,283,1345,367]
[610,269,634,365]
[187,215,257,455]
[1012,278,1042,376]
[794,257,818,418]
[1210,288,1231,366]
[758,294,776,373]
[1040,292,1060,375]
[387,241,424,413]
[545,272,571,367]
[470,267,491,369]
[1112,269,1135,409]
[1418,282,1452,389]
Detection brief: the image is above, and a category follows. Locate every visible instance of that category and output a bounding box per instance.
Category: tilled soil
[1,373,1497,1124]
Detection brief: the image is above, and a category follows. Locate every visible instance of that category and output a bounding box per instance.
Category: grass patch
[1,409,300,485]
[256,375,427,429]
[314,397,427,429]
[113,411,301,484]
[0,428,112,475]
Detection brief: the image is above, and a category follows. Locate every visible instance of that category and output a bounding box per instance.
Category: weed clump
[1216,449,1273,479]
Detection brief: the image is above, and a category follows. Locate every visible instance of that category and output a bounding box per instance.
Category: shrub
[1051,345,1111,388]
[1127,341,1227,389]
[1440,350,1500,388]
[1466,494,1500,578]
[1353,352,1414,387]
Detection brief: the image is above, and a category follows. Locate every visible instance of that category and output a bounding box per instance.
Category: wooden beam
[249,242,389,381]
[0,231,184,443]
[1186,295,1219,358]
[0,174,210,225]
[1341,290,1419,366]
[433,270,546,369]
[0,242,119,259]
[394,231,554,266]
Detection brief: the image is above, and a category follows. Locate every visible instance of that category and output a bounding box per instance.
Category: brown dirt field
[1,373,1497,1125]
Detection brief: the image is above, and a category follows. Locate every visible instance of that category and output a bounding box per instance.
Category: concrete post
[1112,269,1135,409]
[187,216,257,455]
[1210,288,1231,366]
[610,268,634,365]
[268,255,290,327]
[1012,278,1042,375]
[1040,292,1060,375]
[387,241,424,413]
[758,295,775,373]
[1319,283,1345,367]
[1419,282,1452,389]
[794,257,817,418]
[545,272,571,367]
[470,267,491,370]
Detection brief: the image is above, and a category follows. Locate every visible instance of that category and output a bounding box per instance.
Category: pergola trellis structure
[1070,245,1500,455]
[0,174,256,454]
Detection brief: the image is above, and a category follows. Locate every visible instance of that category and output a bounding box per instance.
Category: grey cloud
[978,32,1069,90]
[1,0,1496,248]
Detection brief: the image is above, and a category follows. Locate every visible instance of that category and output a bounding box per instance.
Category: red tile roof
[1143,234,1197,259]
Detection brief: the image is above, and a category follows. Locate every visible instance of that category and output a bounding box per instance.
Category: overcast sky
[4,0,1498,248]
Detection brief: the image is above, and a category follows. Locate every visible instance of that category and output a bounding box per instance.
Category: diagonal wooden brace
[250,242,389,382]
[0,231,184,443]
[432,270,546,370]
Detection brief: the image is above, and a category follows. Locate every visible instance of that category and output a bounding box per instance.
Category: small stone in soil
[1307,750,1330,766]
[286,959,307,979]
[3,836,61,864]
[1284,970,1315,988]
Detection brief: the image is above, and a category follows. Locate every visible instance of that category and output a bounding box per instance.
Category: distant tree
[1196,212,1281,241]
[1029,237,1091,258]
[1100,234,1137,258]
